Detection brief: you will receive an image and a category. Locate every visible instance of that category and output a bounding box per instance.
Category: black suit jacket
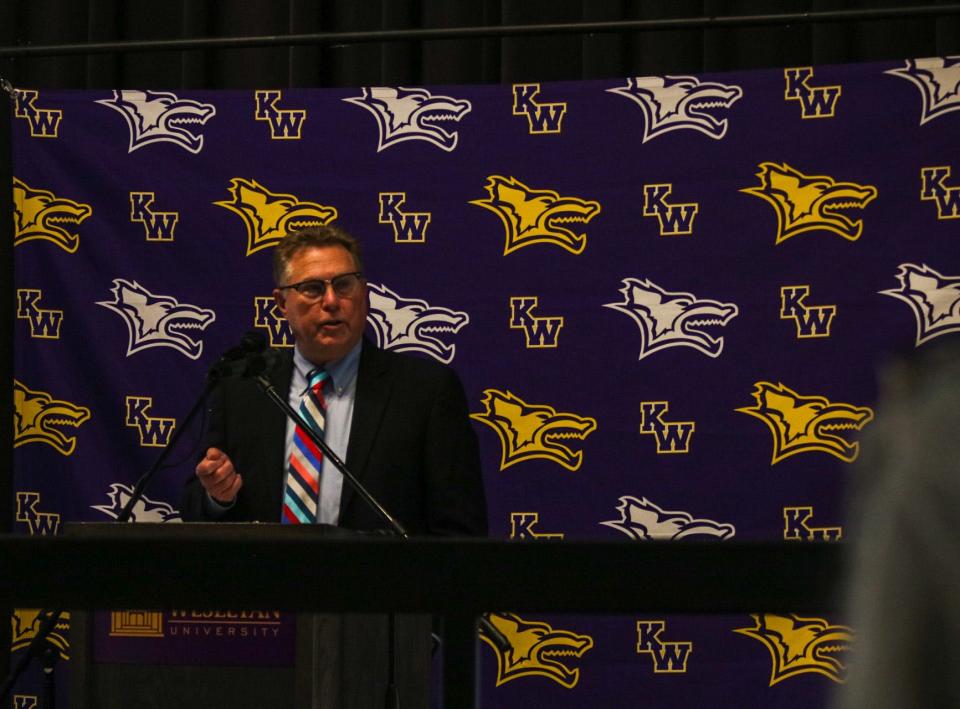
[180,338,488,536]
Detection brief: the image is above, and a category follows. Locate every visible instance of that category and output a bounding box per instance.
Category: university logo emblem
[16,492,61,536]
[512,83,566,134]
[601,496,735,540]
[509,297,563,348]
[780,285,836,338]
[471,389,597,471]
[742,162,878,244]
[880,263,960,345]
[784,506,842,542]
[97,279,216,360]
[737,382,874,464]
[254,90,307,139]
[13,380,90,455]
[16,289,64,339]
[642,183,699,236]
[920,165,960,219]
[639,402,695,454]
[92,483,182,522]
[636,621,693,673]
[367,283,468,364]
[605,278,738,360]
[510,512,563,540]
[13,177,92,253]
[130,192,179,241]
[735,614,852,686]
[471,175,601,256]
[480,613,593,689]
[378,192,431,243]
[783,67,841,118]
[254,296,295,347]
[215,178,338,256]
[110,611,165,638]
[344,86,472,152]
[13,89,62,137]
[12,609,70,661]
[96,89,216,153]
[607,75,743,142]
[885,56,960,124]
[125,396,176,448]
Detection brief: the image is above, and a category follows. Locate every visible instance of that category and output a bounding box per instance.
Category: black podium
[66,523,431,709]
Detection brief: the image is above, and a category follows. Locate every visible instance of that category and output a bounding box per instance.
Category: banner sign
[10,56,959,706]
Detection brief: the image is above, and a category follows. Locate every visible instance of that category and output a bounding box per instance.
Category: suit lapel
[257,350,294,518]
[341,339,393,517]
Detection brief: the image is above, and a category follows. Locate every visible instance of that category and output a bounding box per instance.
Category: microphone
[208,330,267,379]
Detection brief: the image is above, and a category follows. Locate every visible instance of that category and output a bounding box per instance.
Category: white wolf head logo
[885,56,960,125]
[366,283,469,364]
[343,86,472,152]
[607,75,743,142]
[605,278,739,360]
[880,263,960,346]
[92,483,182,522]
[601,496,735,540]
[97,89,216,153]
[97,278,216,359]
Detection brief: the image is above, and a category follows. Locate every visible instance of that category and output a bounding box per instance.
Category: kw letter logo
[510,512,564,540]
[639,401,695,454]
[637,621,693,673]
[378,192,431,243]
[512,83,567,134]
[784,67,841,118]
[921,166,960,219]
[780,286,836,338]
[254,90,307,139]
[17,289,64,339]
[784,506,842,542]
[130,192,179,242]
[13,89,62,137]
[16,492,61,536]
[14,696,39,709]
[643,184,699,236]
[254,296,294,347]
[125,396,176,447]
[509,297,564,348]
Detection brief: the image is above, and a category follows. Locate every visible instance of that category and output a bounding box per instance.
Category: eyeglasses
[278,272,364,301]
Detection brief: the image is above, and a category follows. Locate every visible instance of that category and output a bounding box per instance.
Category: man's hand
[195,447,243,504]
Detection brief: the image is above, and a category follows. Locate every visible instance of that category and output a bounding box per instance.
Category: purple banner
[10,56,960,706]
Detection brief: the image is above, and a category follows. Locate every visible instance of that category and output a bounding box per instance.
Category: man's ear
[273,289,287,316]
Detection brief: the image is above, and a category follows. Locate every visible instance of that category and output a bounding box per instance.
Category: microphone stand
[0,362,230,706]
[253,370,509,708]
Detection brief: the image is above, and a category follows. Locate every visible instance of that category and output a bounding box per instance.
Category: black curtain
[0,0,958,89]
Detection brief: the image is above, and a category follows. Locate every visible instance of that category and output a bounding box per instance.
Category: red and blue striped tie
[282,368,329,524]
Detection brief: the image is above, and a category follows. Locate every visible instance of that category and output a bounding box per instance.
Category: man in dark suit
[180,225,487,536]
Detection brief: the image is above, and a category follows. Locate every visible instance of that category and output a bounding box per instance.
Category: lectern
[66,523,431,709]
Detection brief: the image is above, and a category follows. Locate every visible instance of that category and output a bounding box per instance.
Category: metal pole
[0,5,958,58]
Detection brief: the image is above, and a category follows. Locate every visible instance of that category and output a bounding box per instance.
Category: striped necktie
[282,367,329,524]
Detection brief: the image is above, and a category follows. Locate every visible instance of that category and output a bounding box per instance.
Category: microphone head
[238,330,267,355]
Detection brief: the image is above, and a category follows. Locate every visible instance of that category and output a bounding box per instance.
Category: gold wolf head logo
[12,609,71,661]
[14,380,91,456]
[735,613,852,686]
[471,389,597,471]
[741,162,877,244]
[13,177,92,253]
[214,178,338,255]
[470,176,601,255]
[736,382,873,464]
[480,612,593,689]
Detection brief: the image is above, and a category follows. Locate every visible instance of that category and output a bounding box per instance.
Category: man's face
[273,245,368,364]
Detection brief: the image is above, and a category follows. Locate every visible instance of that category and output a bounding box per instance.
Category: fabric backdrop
[9,54,960,706]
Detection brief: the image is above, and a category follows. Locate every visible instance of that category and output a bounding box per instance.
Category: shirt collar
[293,340,361,397]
